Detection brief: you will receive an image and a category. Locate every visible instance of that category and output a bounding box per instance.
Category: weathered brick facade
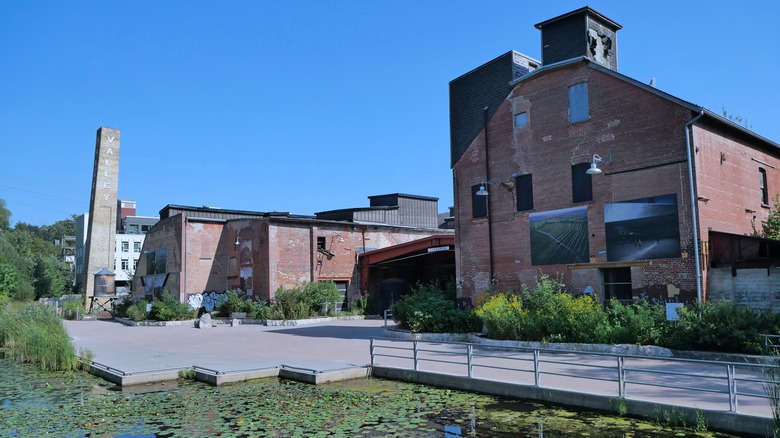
[451,9,780,307]
[132,213,447,304]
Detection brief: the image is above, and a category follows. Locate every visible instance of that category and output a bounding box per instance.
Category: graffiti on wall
[187,290,228,311]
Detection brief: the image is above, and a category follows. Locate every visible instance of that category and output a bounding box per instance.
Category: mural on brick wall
[604,194,681,262]
[530,206,589,265]
[187,290,228,311]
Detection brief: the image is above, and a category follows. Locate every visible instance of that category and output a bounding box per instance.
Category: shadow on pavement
[268,325,385,340]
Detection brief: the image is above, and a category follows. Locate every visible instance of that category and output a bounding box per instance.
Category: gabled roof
[534,6,622,31]
[509,56,780,152]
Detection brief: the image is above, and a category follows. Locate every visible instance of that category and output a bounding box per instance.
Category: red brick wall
[454,61,700,303]
[692,124,780,298]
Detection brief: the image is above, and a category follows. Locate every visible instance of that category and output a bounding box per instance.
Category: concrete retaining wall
[372,366,773,437]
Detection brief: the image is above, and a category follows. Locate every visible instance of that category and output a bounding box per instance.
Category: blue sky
[1,1,778,226]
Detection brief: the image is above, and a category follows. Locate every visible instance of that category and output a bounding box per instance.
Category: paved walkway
[65,318,774,434]
[65,318,381,374]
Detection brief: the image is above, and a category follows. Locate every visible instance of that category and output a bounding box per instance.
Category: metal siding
[540,13,587,65]
[449,52,516,168]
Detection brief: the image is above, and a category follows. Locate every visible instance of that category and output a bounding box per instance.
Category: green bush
[391,281,481,333]
[60,298,84,321]
[606,299,669,345]
[269,281,344,320]
[474,273,780,354]
[0,303,78,371]
[215,290,270,320]
[664,300,780,354]
[149,292,195,321]
[348,294,368,315]
[114,298,149,321]
[476,275,610,343]
[126,301,150,322]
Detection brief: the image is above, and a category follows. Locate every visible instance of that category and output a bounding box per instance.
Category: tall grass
[0,303,78,371]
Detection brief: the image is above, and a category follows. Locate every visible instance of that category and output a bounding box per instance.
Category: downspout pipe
[685,110,705,303]
[483,107,495,283]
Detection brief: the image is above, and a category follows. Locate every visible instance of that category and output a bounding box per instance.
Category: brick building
[451,7,780,308]
[131,195,452,308]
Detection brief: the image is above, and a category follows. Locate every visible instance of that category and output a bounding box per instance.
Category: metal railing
[383,310,393,327]
[369,337,779,413]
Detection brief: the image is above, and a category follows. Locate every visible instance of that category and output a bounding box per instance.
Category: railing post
[467,344,473,378]
[618,356,626,398]
[383,310,388,327]
[369,338,375,367]
[413,340,419,371]
[533,349,540,387]
[727,364,738,412]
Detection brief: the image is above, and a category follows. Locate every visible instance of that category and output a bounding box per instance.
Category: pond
[0,358,739,437]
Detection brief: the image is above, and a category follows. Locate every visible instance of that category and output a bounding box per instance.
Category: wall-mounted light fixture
[586,152,613,175]
[477,174,519,196]
[586,154,604,174]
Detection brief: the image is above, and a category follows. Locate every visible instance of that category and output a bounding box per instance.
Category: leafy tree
[0,262,34,301]
[765,195,780,240]
[33,254,70,299]
[0,199,10,231]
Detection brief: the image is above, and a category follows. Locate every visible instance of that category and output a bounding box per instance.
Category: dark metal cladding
[449,51,538,168]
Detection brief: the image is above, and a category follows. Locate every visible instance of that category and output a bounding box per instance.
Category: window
[572,163,593,203]
[317,237,327,250]
[515,174,534,212]
[127,224,139,234]
[133,241,141,253]
[121,240,129,252]
[133,258,138,270]
[760,168,769,205]
[121,259,129,270]
[602,267,632,304]
[141,224,152,233]
[514,112,528,128]
[471,184,488,218]
[146,248,167,275]
[568,82,589,123]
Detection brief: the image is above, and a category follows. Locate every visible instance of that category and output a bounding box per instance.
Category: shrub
[126,301,150,322]
[269,281,345,320]
[0,303,78,371]
[391,281,481,333]
[476,274,610,343]
[115,298,149,321]
[606,299,669,345]
[303,281,344,314]
[664,300,780,354]
[348,294,368,315]
[474,292,525,340]
[149,292,195,321]
[60,298,84,321]
[215,290,270,320]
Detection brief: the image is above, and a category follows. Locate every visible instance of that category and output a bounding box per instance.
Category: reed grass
[0,303,78,371]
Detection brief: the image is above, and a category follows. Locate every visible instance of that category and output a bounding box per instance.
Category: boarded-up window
[572,163,593,203]
[516,174,534,212]
[569,82,589,123]
[472,184,487,219]
[514,112,528,128]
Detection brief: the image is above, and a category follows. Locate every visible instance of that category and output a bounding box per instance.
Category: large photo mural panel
[530,206,590,265]
[604,194,681,262]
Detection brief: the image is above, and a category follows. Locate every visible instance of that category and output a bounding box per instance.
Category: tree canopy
[0,199,76,303]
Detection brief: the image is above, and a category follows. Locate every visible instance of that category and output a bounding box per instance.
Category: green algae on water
[0,358,740,437]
